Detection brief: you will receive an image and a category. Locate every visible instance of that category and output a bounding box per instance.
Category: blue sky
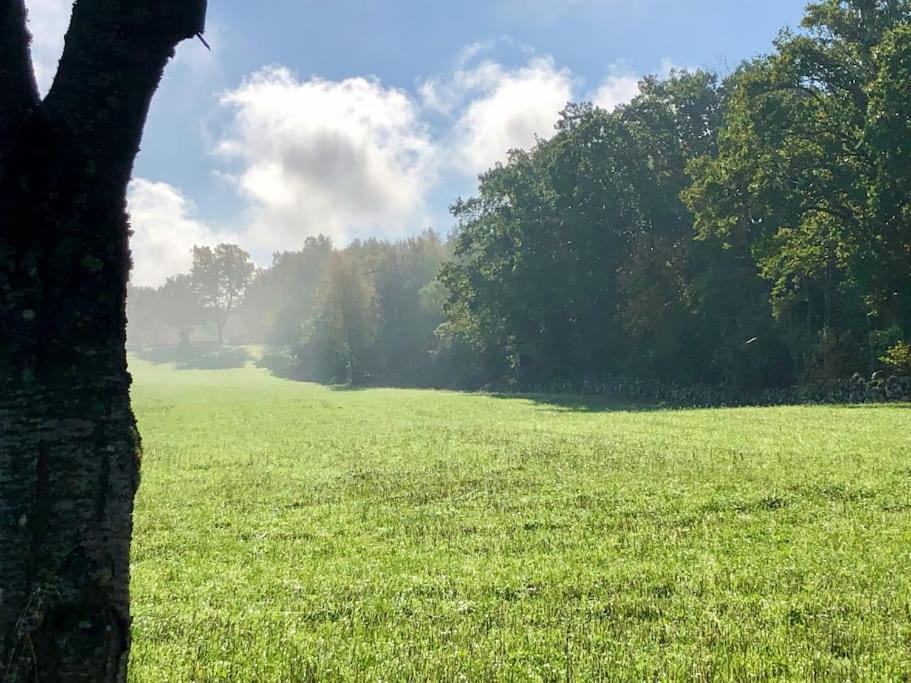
[27,0,808,285]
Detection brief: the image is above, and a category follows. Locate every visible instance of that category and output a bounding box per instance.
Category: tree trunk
[0,2,205,681]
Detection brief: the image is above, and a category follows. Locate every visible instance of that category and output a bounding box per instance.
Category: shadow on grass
[134,344,251,370]
[491,391,911,413]
[491,392,667,413]
[326,385,677,412]
[249,351,911,412]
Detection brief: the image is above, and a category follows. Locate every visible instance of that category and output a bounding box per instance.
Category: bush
[881,341,911,376]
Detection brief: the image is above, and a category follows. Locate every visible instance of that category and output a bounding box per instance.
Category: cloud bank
[216,68,436,252]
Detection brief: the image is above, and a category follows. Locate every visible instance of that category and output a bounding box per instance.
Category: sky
[25,0,808,286]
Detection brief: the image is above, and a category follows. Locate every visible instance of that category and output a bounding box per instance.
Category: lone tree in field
[190,243,255,345]
[0,1,206,680]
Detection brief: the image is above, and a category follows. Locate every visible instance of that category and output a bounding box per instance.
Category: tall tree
[190,243,254,345]
[307,252,378,385]
[157,273,204,346]
[240,235,333,346]
[0,1,206,680]
[685,0,911,377]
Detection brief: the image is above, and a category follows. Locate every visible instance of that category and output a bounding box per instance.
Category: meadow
[127,357,911,681]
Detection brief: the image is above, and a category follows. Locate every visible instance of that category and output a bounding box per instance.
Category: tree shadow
[490,392,670,413]
[328,380,444,392]
[328,384,374,392]
[490,392,911,414]
[133,344,251,370]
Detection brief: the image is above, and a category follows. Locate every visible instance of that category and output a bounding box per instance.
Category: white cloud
[127,179,228,287]
[216,67,436,250]
[589,59,690,112]
[656,57,691,78]
[25,0,72,93]
[591,72,641,111]
[423,54,660,175]
[454,58,574,172]
[210,55,576,257]
[423,56,576,174]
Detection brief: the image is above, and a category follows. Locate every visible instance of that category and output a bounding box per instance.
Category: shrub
[881,341,911,376]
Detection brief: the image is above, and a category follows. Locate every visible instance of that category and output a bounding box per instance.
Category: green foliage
[881,341,911,375]
[283,231,451,386]
[685,0,911,379]
[440,71,793,389]
[239,236,333,346]
[305,251,379,384]
[128,359,911,680]
[134,343,251,370]
[127,245,255,348]
[191,244,256,344]
[127,274,203,347]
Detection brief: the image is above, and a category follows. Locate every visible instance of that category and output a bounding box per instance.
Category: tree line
[130,1,911,391]
[128,232,455,386]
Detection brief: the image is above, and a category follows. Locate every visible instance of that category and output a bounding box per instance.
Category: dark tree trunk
[0,1,205,681]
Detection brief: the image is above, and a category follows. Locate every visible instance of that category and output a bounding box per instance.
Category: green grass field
[127,357,911,681]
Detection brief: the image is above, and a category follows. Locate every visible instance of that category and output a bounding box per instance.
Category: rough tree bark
[0,1,206,680]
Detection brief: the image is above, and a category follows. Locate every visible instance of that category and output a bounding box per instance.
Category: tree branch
[0,0,39,174]
[41,0,207,191]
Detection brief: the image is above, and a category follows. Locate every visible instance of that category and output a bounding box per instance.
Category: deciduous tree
[190,243,254,345]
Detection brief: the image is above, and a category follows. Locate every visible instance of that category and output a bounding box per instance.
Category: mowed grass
[127,357,911,681]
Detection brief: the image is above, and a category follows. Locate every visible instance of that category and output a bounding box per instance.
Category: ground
[127,357,911,681]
